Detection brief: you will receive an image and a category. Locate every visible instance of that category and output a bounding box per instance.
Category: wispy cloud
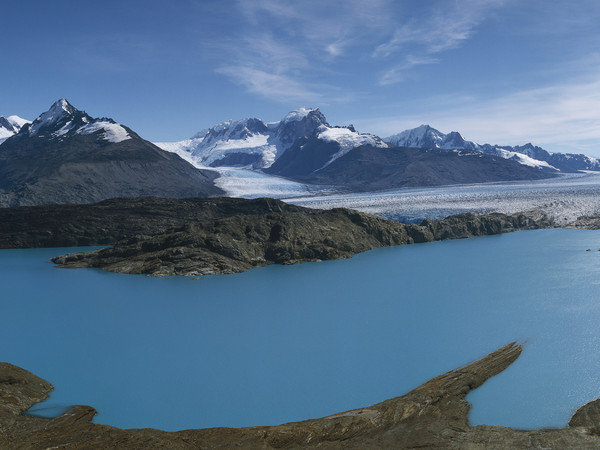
[379,56,439,86]
[211,0,395,102]
[374,0,508,84]
[216,66,323,103]
[208,0,532,107]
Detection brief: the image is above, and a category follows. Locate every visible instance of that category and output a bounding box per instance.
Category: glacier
[285,172,600,225]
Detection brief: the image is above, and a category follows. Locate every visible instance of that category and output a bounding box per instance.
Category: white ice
[285,172,600,226]
[77,121,131,143]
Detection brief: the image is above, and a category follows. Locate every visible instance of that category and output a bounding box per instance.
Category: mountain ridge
[385,124,600,173]
[156,110,599,177]
[154,108,388,170]
[156,109,559,191]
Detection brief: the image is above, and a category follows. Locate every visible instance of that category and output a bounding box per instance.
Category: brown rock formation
[2,343,600,448]
[51,204,553,277]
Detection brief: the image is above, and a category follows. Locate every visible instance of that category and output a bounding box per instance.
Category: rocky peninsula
[42,198,553,276]
[3,343,600,448]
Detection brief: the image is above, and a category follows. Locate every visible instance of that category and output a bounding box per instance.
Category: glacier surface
[282,172,600,225]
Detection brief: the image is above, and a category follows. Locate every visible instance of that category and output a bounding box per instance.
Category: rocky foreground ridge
[31,197,555,276]
[3,343,600,448]
[0,197,307,249]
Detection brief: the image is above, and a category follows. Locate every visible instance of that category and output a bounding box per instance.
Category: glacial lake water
[1,228,600,431]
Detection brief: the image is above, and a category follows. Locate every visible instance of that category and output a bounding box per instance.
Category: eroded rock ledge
[49,198,552,276]
[2,343,600,448]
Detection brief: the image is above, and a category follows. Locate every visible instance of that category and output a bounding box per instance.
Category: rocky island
[3,343,600,448]
[0,197,548,276]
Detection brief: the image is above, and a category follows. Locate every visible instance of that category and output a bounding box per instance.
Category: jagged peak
[281,107,320,123]
[203,117,268,141]
[27,99,80,136]
[446,130,464,138]
[46,98,76,117]
[415,124,434,131]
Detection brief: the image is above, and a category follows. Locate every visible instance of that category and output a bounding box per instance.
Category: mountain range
[385,125,600,173]
[155,109,597,191]
[156,111,600,176]
[1,99,598,206]
[155,111,599,179]
[155,108,388,170]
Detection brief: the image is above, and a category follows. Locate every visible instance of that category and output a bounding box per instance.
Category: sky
[2,0,600,156]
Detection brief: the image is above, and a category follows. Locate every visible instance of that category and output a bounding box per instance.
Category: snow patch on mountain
[317,126,388,169]
[77,121,131,143]
[6,116,30,129]
[53,121,77,137]
[492,148,558,170]
[0,128,14,142]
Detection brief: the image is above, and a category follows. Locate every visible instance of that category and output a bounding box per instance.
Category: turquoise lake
[1,228,600,431]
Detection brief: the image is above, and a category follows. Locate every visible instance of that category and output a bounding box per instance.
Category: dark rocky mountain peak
[444,131,468,148]
[18,98,92,141]
[275,107,330,147]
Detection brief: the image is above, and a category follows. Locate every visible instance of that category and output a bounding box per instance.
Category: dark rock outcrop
[421,210,552,240]
[48,199,553,276]
[0,197,309,249]
[3,343,600,448]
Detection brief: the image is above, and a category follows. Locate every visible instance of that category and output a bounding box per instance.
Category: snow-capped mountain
[16,98,131,144]
[0,115,30,144]
[155,108,387,170]
[385,125,474,151]
[0,99,222,206]
[385,125,600,173]
[156,109,554,192]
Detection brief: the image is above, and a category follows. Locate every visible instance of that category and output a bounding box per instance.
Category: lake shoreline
[3,343,600,448]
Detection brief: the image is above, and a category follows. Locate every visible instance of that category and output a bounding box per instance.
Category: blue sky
[2,0,600,156]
